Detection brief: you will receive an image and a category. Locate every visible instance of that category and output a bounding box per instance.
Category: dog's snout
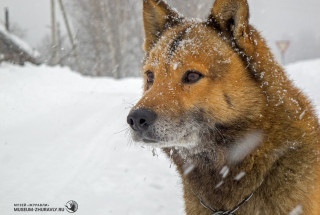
[127,109,157,131]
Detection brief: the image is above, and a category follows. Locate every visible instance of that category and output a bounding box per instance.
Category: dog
[127,0,320,214]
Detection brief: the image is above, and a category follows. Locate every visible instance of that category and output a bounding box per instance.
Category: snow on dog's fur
[127,0,320,214]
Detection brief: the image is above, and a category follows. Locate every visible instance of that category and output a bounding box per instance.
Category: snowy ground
[0,59,319,215]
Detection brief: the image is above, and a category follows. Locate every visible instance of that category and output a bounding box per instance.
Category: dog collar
[194,192,254,215]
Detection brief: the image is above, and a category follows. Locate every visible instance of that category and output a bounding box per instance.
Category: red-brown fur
[128,0,320,214]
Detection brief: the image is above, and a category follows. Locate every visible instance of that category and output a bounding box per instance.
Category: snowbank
[0,59,319,215]
[285,59,320,115]
[0,63,183,215]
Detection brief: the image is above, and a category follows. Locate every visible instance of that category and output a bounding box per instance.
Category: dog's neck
[162,126,264,212]
[162,107,317,214]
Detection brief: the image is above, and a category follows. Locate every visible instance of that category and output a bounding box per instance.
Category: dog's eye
[183,71,203,84]
[146,71,154,84]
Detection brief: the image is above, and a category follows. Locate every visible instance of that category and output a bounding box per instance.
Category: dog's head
[127,0,264,148]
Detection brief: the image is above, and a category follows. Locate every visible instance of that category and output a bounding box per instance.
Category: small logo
[65,200,78,213]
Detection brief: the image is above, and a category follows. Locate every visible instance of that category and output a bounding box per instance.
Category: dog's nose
[127,109,157,131]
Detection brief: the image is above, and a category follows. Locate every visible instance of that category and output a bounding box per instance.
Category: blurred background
[0,0,319,78]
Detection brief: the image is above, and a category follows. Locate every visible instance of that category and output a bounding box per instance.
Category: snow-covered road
[0,59,319,215]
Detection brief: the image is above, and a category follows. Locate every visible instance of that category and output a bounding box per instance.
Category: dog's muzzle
[127,108,157,142]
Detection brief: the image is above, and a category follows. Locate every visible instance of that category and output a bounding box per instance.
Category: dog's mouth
[128,113,202,148]
[131,129,159,143]
[130,127,200,148]
[141,133,190,144]
[142,138,158,143]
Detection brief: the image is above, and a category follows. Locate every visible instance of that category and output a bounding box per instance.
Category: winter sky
[0,0,319,62]
[0,0,64,47]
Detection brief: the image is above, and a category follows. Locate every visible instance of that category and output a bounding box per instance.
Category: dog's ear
[209,0,253,54]
[143,0,183,53]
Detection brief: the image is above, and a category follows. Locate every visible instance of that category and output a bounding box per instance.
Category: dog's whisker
[114,127,130,135]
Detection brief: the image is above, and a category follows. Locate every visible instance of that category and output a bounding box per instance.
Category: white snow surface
[0,59,319,215]
[0,63,183,215]
[285,59,320,116]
